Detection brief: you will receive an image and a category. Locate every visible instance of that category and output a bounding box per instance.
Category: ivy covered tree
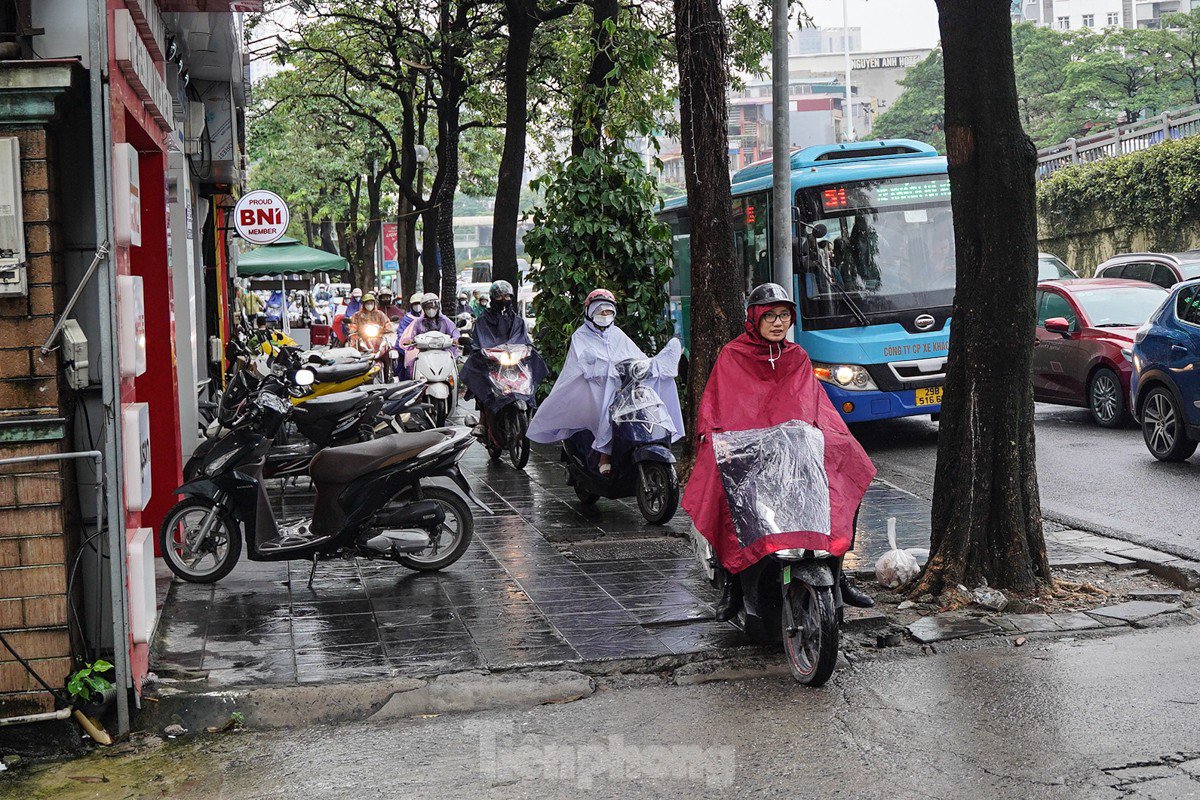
[524,146,674,377]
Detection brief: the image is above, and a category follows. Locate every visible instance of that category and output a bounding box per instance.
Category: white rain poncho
[527,323,684,454]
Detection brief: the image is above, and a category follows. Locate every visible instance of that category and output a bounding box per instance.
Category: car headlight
[813,362,878,391]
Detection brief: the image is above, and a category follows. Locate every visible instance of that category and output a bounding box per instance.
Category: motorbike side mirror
[391,316,401,323]
[811,223,827,239]
[294,368,316,387]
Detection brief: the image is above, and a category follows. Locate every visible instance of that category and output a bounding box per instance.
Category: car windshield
[1074,287,1168,327]
[1178,261,1200,280]
[799,177,956,320]
[1038,255,1073,280]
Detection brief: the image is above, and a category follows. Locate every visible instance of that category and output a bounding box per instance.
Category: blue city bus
[659,139,953,423]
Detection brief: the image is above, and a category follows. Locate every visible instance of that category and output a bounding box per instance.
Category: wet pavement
[15,623,1200,799]
[151,442,937,689]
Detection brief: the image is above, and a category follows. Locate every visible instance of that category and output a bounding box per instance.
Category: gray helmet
[748,282,793,308]
[489,280,514,301]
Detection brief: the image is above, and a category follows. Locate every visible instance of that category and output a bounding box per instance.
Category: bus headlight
[813,362,878,391]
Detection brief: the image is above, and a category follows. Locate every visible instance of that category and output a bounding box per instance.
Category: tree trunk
[319,217,337,254]
[915,0,1049,597]
[492,8,536,289]
[420,206,440,294]
[673,0,744,443]
[399,199,419,298]
[571,0,619,156]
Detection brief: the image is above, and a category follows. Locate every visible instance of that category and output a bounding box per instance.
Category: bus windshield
[799,176,955,323]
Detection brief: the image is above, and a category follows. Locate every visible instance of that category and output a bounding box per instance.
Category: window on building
[1107,11,1119,25]
[1082,13,1095,26]
[1058,16,1070,29]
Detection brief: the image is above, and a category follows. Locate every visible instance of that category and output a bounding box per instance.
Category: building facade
[0,0,251,734]
[1017,0,1199,29]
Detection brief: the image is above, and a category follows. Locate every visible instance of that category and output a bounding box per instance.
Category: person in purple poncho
[527,288,684,475]
[399,293,460,373]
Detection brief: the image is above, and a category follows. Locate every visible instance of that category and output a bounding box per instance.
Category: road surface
[856,404,1200,560]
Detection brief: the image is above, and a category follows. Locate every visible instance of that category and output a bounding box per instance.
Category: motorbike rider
[400,292,424,330]
[527,289,683,475]
[461,280,548,434]
[455,291,472,317]
[470,290,488,318]
[377,288,404,322]
[348,292,392,349]
[681,283,877,621]
[399,292,461,373]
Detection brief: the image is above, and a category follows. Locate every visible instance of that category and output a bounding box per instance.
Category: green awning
[236,237,349,276]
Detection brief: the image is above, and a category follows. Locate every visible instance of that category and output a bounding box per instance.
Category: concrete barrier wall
[1038,211,1200,276]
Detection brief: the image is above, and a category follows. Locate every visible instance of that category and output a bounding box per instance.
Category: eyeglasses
[761,311,793,324]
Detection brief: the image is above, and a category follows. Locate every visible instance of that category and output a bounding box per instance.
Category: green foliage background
[1038,136,1200,237]
[525,145,674,381]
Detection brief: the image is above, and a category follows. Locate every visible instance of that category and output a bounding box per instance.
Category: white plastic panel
[126,527,158,644]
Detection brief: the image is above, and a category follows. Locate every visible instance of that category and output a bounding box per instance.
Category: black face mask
[492,298,512,312]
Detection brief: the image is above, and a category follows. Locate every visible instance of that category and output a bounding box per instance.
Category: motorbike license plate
[914,386,943,407]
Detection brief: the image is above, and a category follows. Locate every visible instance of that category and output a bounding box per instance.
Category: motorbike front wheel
[508,408,530,470]
[636,462,679,524]
[434,397,448,428]
[782,581,839,687]
[160,497,242,584]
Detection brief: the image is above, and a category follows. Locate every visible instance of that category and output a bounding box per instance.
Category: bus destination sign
[820,177,952,214]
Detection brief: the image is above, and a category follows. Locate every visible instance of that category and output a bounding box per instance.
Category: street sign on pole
[234,189,290,245]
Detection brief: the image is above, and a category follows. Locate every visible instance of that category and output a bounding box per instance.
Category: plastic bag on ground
[875,517,920,589]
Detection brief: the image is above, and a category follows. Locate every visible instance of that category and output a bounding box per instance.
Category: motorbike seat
[297,389,368,418]
[358,380,424,399]
[309,430,450,484]
[312,361,373,383]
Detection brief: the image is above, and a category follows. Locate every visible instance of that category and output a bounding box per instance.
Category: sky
[801,0,941,51]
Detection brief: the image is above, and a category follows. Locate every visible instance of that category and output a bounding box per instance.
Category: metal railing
[1036,104,1200,179]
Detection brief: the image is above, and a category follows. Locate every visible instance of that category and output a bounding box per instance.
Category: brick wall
[0,126,74,716]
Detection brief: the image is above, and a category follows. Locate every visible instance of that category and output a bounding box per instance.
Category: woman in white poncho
[527,289,685,474]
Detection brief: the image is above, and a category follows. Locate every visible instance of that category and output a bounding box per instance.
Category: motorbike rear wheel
[395,486,474,571]
[782,581,838,687]
[573,481,599,506]
[636,462,679,524]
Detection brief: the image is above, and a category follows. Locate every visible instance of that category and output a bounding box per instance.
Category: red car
[1033,279,1169,427]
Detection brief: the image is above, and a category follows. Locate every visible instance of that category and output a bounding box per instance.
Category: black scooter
[477,343,537,469]
[562,359,679,524]
[161,369,491,585]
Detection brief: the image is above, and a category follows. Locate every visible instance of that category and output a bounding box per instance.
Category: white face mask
[364,302,375,312]
[424,307,438,318]
[594,310,616,328]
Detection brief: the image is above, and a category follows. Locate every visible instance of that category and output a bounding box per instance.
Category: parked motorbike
[562,358,679,524]
[162,364,490,585]
[411,330,460,427]
[478,344,536,469]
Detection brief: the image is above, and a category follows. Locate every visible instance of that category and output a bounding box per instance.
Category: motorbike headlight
[813,362,877,391]
[205,447,240,477]
[363,323,381,338]
[499,352,520,367]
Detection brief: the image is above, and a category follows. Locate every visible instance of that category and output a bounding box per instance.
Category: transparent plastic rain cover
[610,360,668,426]
[485,345,534,396]
[712,420,831,548]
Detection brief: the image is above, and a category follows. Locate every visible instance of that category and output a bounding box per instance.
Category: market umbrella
[237,238,348,335]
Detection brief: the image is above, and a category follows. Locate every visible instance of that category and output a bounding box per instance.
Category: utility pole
[843,0,855,141]
[770,0,793,310]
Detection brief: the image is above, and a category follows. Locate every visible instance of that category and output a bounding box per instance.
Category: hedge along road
[853,404,1200,561]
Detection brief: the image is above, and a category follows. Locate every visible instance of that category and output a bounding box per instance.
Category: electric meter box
[61,319,89,388]
[0,137,27,297]
[117,274,146,377]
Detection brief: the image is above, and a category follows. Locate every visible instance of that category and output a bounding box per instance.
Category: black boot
[713,569,743,621]
[840,574,875,609]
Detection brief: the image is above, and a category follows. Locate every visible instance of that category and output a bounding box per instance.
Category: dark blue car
[1131,278,1200,461]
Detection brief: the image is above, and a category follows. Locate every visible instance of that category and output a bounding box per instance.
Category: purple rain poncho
[399,313,459,370]
[527,322,685,454]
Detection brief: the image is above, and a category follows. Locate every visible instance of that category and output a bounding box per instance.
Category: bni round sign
[234,190,290,245]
